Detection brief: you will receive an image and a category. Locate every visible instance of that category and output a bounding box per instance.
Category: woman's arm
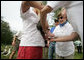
[21,1,30,13]
[50,32,79,42]
[46,31,55,37]
[21,1,44,13]
[40,6,53,33]
[27,1,44,10]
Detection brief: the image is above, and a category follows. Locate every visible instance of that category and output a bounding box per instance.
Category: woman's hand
[49,38,56,42]
[46,31,55,37]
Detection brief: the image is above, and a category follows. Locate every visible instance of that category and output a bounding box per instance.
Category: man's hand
[46,43,49,48]
[12,41,16,46]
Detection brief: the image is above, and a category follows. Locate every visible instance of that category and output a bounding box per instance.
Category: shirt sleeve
[50,27,55,33]
[67,23,75,33]
[20,6,31,18]
[47,1,69,11]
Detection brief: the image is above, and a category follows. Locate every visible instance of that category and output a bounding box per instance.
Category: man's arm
[50,32,79,42]
[12,36,17,42]
[12,36,17,46]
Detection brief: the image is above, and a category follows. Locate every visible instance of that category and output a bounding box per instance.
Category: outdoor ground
[1,45,83,59]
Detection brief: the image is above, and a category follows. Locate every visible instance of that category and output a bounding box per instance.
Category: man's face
[54,19,59,26]
[55,21,59,26]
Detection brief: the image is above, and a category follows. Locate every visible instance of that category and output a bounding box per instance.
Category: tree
[54,8,62,18]
[42,1,47,5]
[1,17,13,45]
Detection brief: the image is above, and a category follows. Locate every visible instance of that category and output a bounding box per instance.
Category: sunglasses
[58,16,63,19]
[58,16,67,19]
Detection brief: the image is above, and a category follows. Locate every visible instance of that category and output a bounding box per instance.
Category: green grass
[74,50,83,59]
[1,45,83,59]
[1,52,17,59]
[1,44,17,59]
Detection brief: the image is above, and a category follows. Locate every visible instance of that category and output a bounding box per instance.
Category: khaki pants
[56,53,74,59]
[42,47,48,59]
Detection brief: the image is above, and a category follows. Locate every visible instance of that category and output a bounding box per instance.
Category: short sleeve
[67,23,75,33]
[50,27,55,33]
[20,6,32,19]
[20,7,30,16]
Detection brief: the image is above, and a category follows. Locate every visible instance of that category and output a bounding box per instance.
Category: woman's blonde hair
[57,7,67,18]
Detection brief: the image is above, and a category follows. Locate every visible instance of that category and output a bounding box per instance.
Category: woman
[17,1,45,59]
[50,8,79,59]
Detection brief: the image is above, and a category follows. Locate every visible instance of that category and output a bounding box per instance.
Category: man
[40,1,83,47]
[9,31,22,59]
[74,40,82,53]
[48,18,59,59]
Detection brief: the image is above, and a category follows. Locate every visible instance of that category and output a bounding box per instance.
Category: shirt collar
[60,21,68,27]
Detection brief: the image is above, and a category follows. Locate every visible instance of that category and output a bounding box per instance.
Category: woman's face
[59,8,67,24]
[58,15,67,24]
